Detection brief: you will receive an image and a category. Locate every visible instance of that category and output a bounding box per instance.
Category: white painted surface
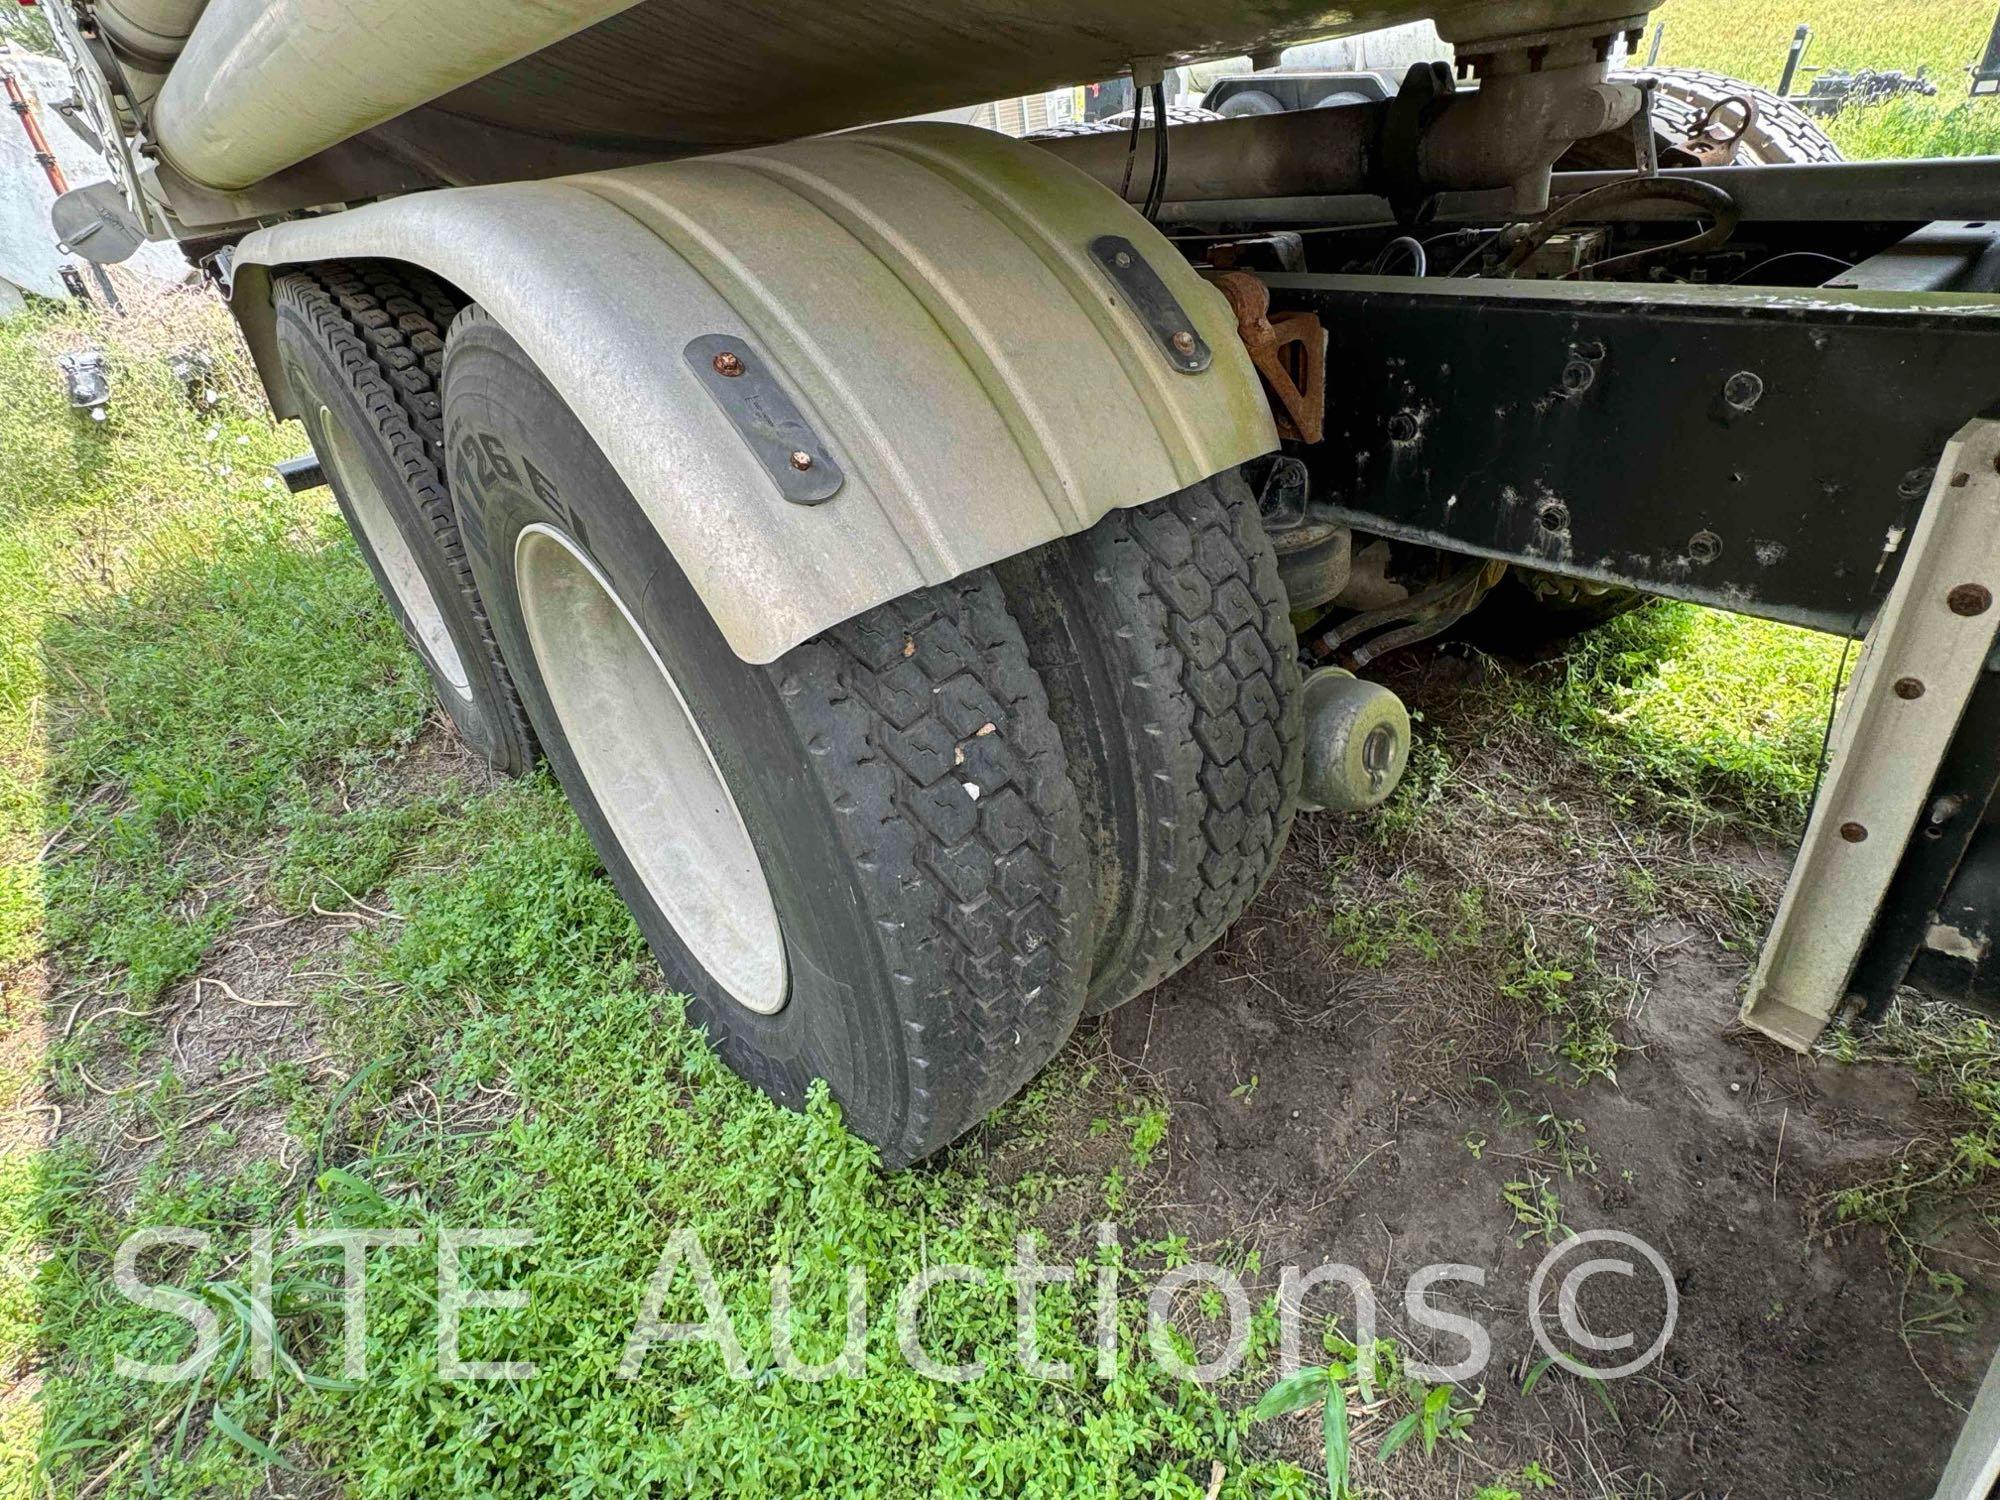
[1741,417,2000,1050]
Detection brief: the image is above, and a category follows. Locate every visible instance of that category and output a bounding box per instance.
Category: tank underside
[421,0,1447,156]
[139,0,1639,205]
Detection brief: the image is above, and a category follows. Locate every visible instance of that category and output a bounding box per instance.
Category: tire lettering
[478,432,517,485]
[450,428,587,550]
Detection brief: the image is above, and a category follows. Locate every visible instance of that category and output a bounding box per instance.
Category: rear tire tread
[770,573,1090,1159]
[1126,481,1302,973]
[1006,476,1301,1013]
[275,266,535,767]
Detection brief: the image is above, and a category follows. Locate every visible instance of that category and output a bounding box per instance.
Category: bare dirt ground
[21,720,501,1203]
[997,647,2000,1498]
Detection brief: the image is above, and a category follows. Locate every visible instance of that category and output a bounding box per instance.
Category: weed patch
[1817,1001,2000,1328]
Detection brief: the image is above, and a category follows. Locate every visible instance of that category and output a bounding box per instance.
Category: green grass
[28,786,1299,1499]
[1820,1002,2000,1328]
[1503,605,2000,1308]
[0,298,1323,1499]
[0,251,1986,1495]
[1655,0,2000,158]
[1525,600,1848,836]
[0,297,422,998]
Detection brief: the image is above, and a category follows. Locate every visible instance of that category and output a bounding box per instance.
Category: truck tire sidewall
[442,318,906,1139]
[275,313,526,771]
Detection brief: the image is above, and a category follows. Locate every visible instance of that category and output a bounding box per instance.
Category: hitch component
[1297,666,1410,815]
[1215,271,1326,444]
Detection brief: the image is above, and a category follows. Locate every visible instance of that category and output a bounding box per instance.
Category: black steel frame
[1262,271,2000,636]
[1265,264,2000,1023]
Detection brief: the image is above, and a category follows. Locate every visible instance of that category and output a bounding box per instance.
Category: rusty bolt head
[1688,530,1723,565]
[1170,330,1198,356]
[1114,250,1134,268]
[788,450,814,472]
[711,350,745,377]
[1560,359,1595,396]
[1893,676,1926,700]
[1839,821,1869,843]
[1948,583,1993,617]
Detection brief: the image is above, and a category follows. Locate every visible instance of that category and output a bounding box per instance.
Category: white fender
[229,124,1277,662]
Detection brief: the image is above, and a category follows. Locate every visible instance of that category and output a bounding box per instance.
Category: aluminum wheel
[513,522,787,1013]
[314,402,471,701]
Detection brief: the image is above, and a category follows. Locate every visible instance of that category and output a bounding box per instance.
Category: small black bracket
[275,454,325,493]
[683,334,844,505]
[1088,235,1211,374]
[1379,61,1456,226]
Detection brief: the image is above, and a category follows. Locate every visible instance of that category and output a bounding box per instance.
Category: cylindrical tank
[149,0,644,190]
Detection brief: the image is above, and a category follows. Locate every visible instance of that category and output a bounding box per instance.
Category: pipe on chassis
[1033,103,1386,204]
[149,0,646,191]
[1153,156,2000,229]
[1034,42,1642,212]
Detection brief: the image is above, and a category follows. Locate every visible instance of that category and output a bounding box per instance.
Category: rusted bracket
[1679,92,1756,166]
[1213,271,1327,445]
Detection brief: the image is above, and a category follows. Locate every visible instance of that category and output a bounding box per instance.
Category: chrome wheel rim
[513,523,787,1014]
[315,404,471,700]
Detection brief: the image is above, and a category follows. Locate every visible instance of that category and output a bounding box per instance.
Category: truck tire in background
[1216,90,1284,116]
[1564,66,1844,170]
[1027,104,1227,139]
[274,267,535,773]
[442,306,1091,1166]
[1643,66,1843,165]
[997,474,1303,1014]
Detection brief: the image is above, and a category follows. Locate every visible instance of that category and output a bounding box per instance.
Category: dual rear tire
[273,266,534,773]
[286,285,1304,1164]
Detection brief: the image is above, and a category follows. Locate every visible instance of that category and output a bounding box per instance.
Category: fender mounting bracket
[1090,234,1212,373]
[684,333,844,505]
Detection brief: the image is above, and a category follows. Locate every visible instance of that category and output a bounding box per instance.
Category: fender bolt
[1948,583,1992,616]
[1839,822,1868,843]
[789,451,814,472]
[712,351,744,377]
[1171,330,1198,355]
[1894,677,1925,700]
